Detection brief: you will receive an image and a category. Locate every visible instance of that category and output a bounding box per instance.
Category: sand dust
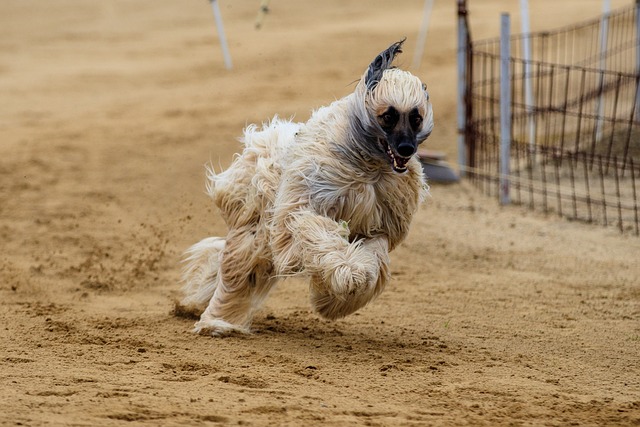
[1,0,639,425]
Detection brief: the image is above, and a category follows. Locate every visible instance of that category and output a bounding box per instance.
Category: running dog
[178,39,433,336]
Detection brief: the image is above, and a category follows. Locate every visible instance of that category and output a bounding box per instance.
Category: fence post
[457,0,468,177]
[520,0,536,157]
[636,0,640,122]
[595,0,611,141]
[500,13,511,205]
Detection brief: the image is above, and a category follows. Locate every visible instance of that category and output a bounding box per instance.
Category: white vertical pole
[595,0,611,141]
[457,0,468,176]
[412,0,435,70]
[520,0,536,157]
[500,13,512,205]
[210,0,233,70]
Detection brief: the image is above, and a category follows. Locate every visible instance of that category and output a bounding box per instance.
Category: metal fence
[458,1,640,234]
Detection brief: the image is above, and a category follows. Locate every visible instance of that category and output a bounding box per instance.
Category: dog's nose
[397,142,416,158]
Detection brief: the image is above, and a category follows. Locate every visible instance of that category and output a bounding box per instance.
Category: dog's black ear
[365,38,405,91]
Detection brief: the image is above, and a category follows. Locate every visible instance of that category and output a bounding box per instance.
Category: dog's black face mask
[361,39,432,174]
[376,106,424,173]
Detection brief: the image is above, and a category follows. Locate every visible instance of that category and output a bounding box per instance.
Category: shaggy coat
[179,40,434,336]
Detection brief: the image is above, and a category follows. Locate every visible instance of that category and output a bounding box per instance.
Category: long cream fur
[178,41,433,336]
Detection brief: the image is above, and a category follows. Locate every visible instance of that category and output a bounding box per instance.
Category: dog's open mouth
[382,140,410,173]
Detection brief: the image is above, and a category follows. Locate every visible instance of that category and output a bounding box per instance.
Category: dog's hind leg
[194,225,276,336]
[177,237,226,317]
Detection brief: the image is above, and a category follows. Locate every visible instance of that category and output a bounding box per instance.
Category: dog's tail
[175,237,226,317]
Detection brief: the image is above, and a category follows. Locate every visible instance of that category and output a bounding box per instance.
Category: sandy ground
[1,1,639,425]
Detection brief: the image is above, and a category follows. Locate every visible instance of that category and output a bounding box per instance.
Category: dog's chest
[310,173,418,244]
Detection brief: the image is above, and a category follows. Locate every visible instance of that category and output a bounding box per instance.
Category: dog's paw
[310,283,375,320]
[330,264,375,297]
[193,318,250,337]
[320,252,378,298]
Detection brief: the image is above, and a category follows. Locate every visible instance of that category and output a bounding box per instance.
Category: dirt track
[1,1,639,425]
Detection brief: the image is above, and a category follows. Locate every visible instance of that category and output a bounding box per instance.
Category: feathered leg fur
[180,228,277,336]
[180,237,226,315]
[180,119,296,336]
[308,234,391,319]
[271,200,391,319]
[193,225,276,336]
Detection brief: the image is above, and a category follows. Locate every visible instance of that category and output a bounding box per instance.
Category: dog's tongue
[394,156,409,169]
[384,140,409,172]
[392,155,409,173]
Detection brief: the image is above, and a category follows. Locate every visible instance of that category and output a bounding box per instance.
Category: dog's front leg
[309,234,391,319]
[282,212,391,319]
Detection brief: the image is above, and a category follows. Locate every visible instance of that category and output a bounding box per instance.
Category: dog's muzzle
[381,139,413,173]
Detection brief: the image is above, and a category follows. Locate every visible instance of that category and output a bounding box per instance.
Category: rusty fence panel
[463,3,640,235]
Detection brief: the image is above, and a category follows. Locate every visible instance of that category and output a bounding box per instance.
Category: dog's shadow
[172,304,452,366]
[247,310,451,364]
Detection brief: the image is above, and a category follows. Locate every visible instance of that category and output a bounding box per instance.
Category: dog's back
[207,118,301,230]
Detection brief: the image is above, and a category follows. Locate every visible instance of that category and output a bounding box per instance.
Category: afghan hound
[178,39,434,336]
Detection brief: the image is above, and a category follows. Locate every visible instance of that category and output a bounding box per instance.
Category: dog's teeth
[384,141,408,172]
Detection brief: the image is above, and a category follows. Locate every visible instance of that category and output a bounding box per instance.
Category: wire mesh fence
[463,3,640,234]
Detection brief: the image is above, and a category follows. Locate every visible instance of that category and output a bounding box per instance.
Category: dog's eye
[410,112,423,129]
[378,108,399,129]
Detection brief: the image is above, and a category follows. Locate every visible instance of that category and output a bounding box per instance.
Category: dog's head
[354,39,434,173]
